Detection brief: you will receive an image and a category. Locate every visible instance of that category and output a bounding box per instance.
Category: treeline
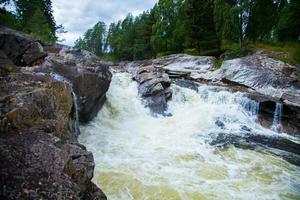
[76,0,299,61]
[0,0,60,41]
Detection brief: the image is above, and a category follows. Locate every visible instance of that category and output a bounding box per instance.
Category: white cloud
[52,0,158,46]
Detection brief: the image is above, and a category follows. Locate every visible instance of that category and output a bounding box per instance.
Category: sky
[52,0,158,46]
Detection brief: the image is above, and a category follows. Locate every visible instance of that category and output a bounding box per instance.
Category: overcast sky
[52,0,157,46]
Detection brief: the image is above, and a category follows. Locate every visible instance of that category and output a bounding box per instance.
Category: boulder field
[0,26,111,199]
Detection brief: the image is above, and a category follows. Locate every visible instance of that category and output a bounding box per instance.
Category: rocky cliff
[0,26,111,199]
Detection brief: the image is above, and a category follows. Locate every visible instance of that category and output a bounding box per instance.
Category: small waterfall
[238,97,260,117]
[50,72,80,135]
[71,91,80,136]
[272,102,283,132]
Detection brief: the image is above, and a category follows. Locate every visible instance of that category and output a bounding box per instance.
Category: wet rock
[134,65,171,115]
[172,79,199,92]
[209,132,300,166]
[38,47,112,123]
[215,120,225,129]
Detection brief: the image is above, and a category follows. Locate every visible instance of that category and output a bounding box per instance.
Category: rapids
[79,73,300,200]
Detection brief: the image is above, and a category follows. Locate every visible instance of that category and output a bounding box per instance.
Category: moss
[3,63,16,75]
[184,48,199,56]
[215,59,223,69]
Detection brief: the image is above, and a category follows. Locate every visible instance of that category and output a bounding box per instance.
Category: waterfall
[272,102,283,132]
[49,72,80,135]
[71,91,80,136]
[79,73,299,200]
[238,97,260,117]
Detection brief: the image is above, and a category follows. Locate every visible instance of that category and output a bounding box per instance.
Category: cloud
[52,0,158,46]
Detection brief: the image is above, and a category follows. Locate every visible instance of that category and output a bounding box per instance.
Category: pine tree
[183,0,219,53]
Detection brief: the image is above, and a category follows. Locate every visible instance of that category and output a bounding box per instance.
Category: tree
[74,21,106,56]
[276,0,300,41]
[246,0,278,41]
[15,0,58,41]
[133,10,155,60]
[183,0,219,53]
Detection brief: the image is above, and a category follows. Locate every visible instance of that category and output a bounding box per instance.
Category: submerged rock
[209,132,300,166]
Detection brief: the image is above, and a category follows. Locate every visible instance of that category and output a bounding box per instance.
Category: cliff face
[0,26,111,199]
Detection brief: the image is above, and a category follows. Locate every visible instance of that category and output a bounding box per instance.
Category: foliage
[0,0,61,41]
[76,0,300,62]
[74,21,106,56]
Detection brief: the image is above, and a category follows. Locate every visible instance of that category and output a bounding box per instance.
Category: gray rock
[153,54,216,73]
[38,47,112,123]
[22,42,47,65]
[0,72,106,199]
[134,65,171,115]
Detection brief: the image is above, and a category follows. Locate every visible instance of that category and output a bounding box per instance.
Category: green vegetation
[0,0,62,42]
[75,0,299,63]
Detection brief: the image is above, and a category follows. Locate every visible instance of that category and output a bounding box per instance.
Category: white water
[79,73,300,200]
[272,103,283,132]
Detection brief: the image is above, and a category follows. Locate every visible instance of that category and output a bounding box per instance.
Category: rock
[172,79,199,92]
[37,47,112,123]
[22,42,47,65]
[0,26,34,65]
[0,73,75,139]
[220,54,298,97]
[219,54,300,135]
[0,128,106,199]
[0,50,17,76]
[153,54,216,73]
[215,120,225,129]
[134,65,171,115]
[209,132,300,166]
[0,26,108,199]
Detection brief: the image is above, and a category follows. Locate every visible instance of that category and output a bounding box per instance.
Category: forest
[74,0,300,62]
[1,0,299,63]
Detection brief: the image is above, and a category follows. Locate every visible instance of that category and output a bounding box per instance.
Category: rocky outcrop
[0,25,47,66]
[153,54,216,73]
[0,73,106,199]
[0,26,109,199]
[134,65,171,114]
[37,47,112,123]
[218,54,300,135]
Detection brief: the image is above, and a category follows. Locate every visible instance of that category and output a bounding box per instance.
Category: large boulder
[220,54,298,97]
[0,26,47,66]
[134,65,171,114]
[0,72,106,199]
[0,26,109,199]
[219,54,300,135]
[37,47,112,123]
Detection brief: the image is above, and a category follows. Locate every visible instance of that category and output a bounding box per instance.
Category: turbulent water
[79,73,300,200]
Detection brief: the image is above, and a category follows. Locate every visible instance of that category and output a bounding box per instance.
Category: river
[79,73,300,200]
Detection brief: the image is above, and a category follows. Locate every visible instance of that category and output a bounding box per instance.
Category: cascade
[272,102,283,132]
[79,73,299,200]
